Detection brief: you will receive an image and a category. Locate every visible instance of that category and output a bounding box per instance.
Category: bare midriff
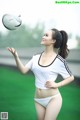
[35,87,60,98]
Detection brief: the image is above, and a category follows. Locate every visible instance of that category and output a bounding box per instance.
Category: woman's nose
[42,35,45,39]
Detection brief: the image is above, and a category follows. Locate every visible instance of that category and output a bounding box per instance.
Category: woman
[7,28,74,120]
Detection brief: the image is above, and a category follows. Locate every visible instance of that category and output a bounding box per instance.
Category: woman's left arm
[56,75,74,88]
[45,75,74,88]
[45,59,75,88]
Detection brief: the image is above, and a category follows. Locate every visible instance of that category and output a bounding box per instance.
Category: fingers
[45,80,57,88]
[45,80,52,88]
[7,47,17,56]
[6,47,11,51]
[7,47,15,52]
[11,48,16,54]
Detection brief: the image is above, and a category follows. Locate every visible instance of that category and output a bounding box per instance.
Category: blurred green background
[0,65,80,120]
[0,23,80,49]
[0,23,80,120]
[0,0,80,118]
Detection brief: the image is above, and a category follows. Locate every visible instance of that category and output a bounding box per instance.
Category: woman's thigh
[35,101,46,120]
[44,93,62,120]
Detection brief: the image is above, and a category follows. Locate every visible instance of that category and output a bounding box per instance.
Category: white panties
[34,93,60,108]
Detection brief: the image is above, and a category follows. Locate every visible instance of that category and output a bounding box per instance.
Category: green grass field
[0,66,80,120]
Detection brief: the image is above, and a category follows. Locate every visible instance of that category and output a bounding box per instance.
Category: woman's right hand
[7,47,30,74]
[7,47,18,58]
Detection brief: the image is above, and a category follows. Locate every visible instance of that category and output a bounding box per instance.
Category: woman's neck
[44,46,58,55]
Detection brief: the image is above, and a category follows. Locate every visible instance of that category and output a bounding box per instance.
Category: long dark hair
[51,28,69,59]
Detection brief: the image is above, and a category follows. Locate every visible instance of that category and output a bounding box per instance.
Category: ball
[2,14,22,30]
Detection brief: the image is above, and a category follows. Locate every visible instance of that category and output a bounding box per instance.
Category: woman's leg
[35,101,46,120]
[44,94,62,120]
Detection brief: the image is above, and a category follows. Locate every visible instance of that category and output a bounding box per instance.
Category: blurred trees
[0,23,45,48]
[68,33,80,49]
[0,23,80,48]
[76,35,80,48]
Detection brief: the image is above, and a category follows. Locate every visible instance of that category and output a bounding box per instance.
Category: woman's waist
[35,87,60,98]
[35,80,56,89]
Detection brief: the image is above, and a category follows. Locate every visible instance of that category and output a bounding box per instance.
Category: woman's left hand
[45,80,58,89]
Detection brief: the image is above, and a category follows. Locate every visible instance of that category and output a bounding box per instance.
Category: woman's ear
[52,39,56,44]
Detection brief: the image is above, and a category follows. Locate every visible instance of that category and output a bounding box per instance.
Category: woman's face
[41,30,55,46]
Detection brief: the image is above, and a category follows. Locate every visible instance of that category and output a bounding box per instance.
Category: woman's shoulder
[56,54,66,63]
[33,52,42,58]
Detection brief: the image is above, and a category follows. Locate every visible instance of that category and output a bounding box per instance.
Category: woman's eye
[44,34,48,36]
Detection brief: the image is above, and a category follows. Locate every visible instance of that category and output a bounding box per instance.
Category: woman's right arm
[7,47,30,74]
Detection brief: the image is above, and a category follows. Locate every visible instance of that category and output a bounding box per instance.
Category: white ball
[2,14,22,30]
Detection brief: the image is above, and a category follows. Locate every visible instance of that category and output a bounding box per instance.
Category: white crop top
[26,53,72,89]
